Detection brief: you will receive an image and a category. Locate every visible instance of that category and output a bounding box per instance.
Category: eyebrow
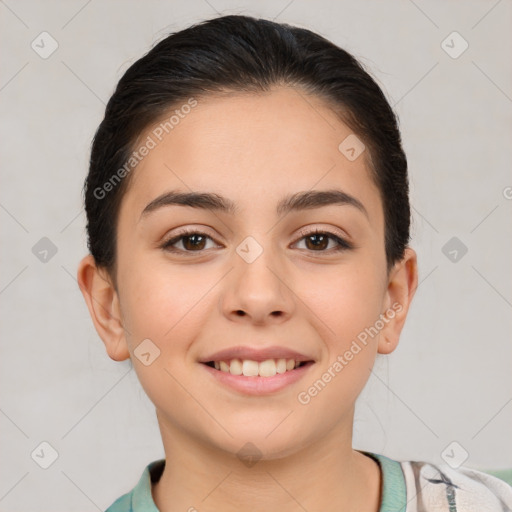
[139,188,368,220]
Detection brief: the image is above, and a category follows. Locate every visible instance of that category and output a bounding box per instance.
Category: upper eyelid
[294,225,349,240]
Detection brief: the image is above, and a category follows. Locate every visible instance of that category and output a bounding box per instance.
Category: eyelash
[160,228,353,255]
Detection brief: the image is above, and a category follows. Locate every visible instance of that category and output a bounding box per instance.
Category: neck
[152,414,381,512]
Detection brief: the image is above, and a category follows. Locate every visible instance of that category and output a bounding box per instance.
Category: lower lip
[200,362,315,395]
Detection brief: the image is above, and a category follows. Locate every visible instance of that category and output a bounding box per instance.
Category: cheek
[118,258,216,348]
[305,262,386,338]
[293,267,385,416]
[116,261,213,403]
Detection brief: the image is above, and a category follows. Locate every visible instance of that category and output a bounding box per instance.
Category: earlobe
[378,247,418,355]
[77,254,130,362]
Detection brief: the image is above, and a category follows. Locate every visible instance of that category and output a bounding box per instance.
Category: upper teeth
[213,358,300,377]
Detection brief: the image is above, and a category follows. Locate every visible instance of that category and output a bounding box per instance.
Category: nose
[220,243,295,326]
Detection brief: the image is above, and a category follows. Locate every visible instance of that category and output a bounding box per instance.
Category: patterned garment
[401,459,512,511]
[105,452,512,511]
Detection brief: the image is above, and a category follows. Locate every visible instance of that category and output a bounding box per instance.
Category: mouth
[202,358,313,378]
[198,345,316,394]
[200,357,315,395]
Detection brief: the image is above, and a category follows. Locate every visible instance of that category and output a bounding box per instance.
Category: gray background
[1,0,511,510]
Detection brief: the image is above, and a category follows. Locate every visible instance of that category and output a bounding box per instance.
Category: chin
[206,424,313,464]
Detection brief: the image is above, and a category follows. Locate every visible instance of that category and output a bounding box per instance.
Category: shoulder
[399,458,512,511]
[104,459,165,512]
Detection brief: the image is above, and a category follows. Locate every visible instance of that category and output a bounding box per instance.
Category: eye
[161,229,219,254]
[293,228,353,253]
[160,227,353,255]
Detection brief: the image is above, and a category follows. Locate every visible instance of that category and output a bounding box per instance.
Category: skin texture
[78,86,417,511]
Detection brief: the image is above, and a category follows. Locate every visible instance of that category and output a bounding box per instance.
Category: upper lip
[199,345,315,363]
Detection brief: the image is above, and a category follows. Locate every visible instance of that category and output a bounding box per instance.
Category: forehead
[120,86,382,223]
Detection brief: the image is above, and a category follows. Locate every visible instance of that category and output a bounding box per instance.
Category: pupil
[185,234,205,250]
[307,234,327,250]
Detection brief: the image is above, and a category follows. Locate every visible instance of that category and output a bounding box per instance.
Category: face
[80,86,416,460]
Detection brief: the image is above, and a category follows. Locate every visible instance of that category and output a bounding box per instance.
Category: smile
[204,358,309,377]
[201,359,315,395]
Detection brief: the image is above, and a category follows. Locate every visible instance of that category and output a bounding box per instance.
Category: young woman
[77,14,512,512]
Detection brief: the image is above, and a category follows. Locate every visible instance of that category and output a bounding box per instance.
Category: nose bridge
[236,233,283,293]
[222,233,293,322]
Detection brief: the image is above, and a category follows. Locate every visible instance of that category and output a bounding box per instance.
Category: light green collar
[109,451,407,511]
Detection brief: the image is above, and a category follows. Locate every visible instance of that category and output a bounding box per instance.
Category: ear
[378,247,418,355]
[77,254,130,362]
